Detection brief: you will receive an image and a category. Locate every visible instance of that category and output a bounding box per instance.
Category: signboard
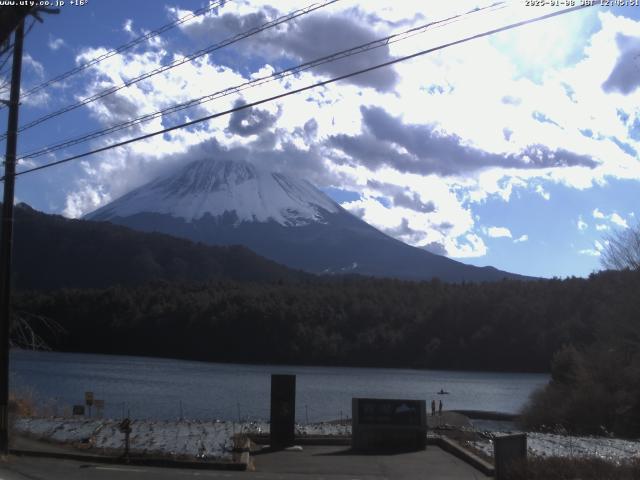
[494,433,527,480]
[84,391,94,406]
[352,398,426,452]
[72,405,85,416]
[358,398,422,425]
[270,374,296,448]
[94,399,105,409]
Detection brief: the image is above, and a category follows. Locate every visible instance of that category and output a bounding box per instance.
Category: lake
[10,350,549,422]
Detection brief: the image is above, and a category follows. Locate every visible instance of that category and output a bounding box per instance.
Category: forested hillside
[14,268,639,373]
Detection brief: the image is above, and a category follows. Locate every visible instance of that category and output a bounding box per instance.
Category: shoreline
[10,347,552,376]
[451,410,518,421]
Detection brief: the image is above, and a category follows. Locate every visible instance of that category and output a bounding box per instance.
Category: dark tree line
[13,268,640,376]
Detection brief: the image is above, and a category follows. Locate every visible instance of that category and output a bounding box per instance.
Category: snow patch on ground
[239,421,351,437]
[15,417,237,460]
[17,416,639,463]
[14,417,351,459]
[470,432,640,462]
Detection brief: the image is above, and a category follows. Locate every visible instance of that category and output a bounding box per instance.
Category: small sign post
[84,391,94,418]
[119,418,132,463]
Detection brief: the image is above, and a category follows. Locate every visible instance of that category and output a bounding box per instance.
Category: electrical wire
[16,2,508,163]
[0,47,13,75]
[0,18,35,81]
[0,0,342,141]
[0,0,230,108]
[5,4,593,181]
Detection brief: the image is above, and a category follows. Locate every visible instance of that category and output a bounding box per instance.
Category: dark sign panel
[352,398,426,452]
[270,374,296,448]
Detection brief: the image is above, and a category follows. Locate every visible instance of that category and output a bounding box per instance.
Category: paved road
[0,445,489,480]
[253,445,488,479]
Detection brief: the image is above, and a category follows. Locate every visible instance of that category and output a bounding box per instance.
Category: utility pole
[0,19,24,455]
[0,7,32,45]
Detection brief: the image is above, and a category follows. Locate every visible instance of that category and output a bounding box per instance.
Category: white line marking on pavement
[95,466,146,473]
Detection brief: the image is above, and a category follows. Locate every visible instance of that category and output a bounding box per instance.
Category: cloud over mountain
[15,1,637,277]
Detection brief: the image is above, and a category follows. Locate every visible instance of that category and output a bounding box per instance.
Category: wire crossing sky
[1,0,639,279]
[9,4,592,179]
[0,0,231,106]
[0,0,342,141]
[16,1,509,163]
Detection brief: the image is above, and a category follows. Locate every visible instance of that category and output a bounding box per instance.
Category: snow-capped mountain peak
[87,158,339,226]
[86,157,526,282]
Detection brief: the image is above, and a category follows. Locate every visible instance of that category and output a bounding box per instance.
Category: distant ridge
[10,203,309,290]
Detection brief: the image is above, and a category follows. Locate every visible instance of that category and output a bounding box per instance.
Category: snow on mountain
[86,157,528,282]
[88,159,339,226]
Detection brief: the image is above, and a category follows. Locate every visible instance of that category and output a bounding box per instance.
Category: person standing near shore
[431,399,436,416]
[438,400,443,416]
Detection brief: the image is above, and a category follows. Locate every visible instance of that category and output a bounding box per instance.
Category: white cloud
[52,2,639,267]
[449,233,488,259]
[577,215,588,231]
[48,36,65,51]
[487,226,512,238]
[514,234,528,243]
[22,54,44,78]
[591,208,629,229]
[535,184,550,200]
[123,19,134,34]
[610,212,628,228]
[596,224,609,231]
[579,239,607,257]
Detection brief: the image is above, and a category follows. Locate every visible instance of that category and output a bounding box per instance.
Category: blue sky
[1,0,639,279]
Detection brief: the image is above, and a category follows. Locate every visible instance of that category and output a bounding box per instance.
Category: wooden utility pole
[0,19,24,455]
[0,7,32,45]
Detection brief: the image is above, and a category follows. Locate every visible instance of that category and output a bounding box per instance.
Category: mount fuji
[86,158,524,282]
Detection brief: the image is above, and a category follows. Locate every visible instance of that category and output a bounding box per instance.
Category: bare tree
[601,223,640,271]
[10,311,65,350]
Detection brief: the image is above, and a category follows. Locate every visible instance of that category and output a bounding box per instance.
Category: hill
[10,203,309,290]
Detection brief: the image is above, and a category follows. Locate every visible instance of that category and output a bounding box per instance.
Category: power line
[0,0,341,141]
[6,4,593,181]
[1,0,230,107]
[0,18,36,97]
[16,2,507,163]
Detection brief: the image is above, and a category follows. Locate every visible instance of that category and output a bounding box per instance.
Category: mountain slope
[10,203,308,290]
[87,158,527,282]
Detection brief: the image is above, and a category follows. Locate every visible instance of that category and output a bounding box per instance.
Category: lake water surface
[11,350,549,422]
